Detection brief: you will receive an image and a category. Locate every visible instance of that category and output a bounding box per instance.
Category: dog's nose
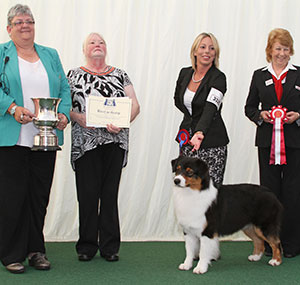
[174,178,181,185]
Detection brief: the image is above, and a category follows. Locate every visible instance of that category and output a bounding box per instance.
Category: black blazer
[245,66,300,148]
[174,65,229,149]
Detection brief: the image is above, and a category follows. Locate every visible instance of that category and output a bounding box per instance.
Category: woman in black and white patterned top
[67,33,140,262]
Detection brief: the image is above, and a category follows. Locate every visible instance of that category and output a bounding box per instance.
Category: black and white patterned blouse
[67,66,132,170]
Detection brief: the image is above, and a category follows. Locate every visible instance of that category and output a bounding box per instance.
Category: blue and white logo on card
[104,99,116,106]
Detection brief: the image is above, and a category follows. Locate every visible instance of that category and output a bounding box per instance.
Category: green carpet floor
[1,241,299,284]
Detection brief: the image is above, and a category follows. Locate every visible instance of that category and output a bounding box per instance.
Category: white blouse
[17,57,50,147]
[183,88,195,115]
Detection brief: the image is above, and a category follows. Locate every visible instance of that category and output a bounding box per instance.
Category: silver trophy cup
[31,97,61,151]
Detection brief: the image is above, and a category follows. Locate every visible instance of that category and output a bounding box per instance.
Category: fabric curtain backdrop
[1,0,299,241]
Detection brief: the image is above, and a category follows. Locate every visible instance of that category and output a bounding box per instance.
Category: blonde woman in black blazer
[174,33,229,185]
[245,28,300,258]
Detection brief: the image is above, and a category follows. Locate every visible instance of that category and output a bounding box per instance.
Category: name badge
[265,79,273,86]
[207,87,223,110]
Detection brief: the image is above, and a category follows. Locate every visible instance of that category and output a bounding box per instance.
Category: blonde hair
[190,32,220,70]
[265,28,294,62]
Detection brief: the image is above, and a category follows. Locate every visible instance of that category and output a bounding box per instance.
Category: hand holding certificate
[86,96,132,128]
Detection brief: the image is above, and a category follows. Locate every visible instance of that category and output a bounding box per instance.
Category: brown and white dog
[172,155,283,274]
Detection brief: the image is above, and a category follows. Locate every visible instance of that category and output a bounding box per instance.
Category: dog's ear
[197,159,210,190]
[171,158,178,172]
[201,169,210,190]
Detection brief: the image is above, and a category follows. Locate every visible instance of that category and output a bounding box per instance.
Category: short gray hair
[7,4,34,26]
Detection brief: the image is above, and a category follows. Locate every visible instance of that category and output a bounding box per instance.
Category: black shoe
[6,263,25,274]
[284,252,297,258]
[28,252,51,270]
[78,253,93,261]
[101,253,119,262]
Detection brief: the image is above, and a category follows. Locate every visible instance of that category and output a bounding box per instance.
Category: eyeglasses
[11,20,35,27]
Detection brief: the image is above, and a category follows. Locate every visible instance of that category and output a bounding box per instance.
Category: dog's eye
[185,168,194,177]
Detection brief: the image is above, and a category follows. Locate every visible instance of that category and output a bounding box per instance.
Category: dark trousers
[75,143,124,256]
[258,147,300,254]
[0,146,56,266]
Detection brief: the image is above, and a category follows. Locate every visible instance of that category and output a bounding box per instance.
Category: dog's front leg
[193,236,220,274]
[179,233,199,271]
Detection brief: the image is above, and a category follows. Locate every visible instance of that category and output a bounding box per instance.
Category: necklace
[101,65,110,72]
[84,65,111,74]
[192,72,204,83]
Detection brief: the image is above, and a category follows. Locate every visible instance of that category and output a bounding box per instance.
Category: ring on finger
[20,113,24,121]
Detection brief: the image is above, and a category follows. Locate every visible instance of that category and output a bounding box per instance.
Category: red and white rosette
[269,105,288,165]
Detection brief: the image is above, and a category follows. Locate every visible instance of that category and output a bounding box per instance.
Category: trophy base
[32,132,61,152]
[31,145,62,151]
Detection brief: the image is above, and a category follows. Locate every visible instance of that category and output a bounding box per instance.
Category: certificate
[86,96,132,128]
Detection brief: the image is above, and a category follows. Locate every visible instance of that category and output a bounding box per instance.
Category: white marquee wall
[1,0,299,241]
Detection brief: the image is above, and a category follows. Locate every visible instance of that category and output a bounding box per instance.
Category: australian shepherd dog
[171,156,283,274]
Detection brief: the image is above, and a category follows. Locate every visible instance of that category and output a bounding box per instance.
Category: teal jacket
[0,40,71,146]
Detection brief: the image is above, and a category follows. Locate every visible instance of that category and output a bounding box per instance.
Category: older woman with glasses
[0,4,71,273]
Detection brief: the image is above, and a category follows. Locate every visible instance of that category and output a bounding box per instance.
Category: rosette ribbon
[269,105,288,165]
[177,129,190,148]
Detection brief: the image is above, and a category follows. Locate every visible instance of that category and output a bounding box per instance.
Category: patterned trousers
[181,144,227,185]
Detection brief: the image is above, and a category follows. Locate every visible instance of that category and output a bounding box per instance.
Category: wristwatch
[9,105,18,116]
